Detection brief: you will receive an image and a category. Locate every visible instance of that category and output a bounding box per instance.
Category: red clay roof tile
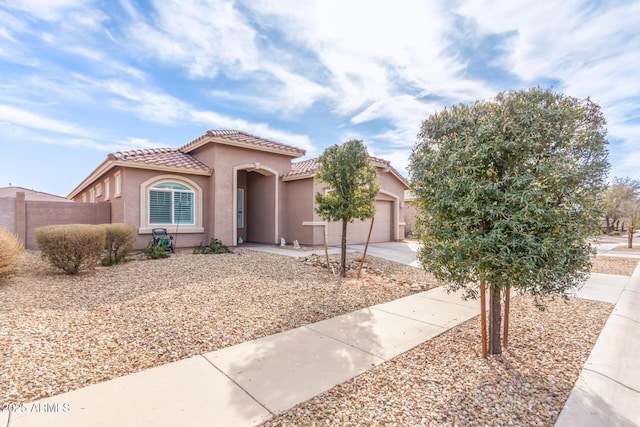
[111,148,211,171]
[180,130,306,157]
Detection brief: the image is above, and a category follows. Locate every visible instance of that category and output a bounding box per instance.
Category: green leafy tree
[315,139,380,277]
[410,87,609,355]
[620,192,640,248]
[603,177,640,234]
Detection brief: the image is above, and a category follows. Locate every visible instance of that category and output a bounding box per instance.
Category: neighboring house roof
[0,186,71,202]
[181,130,306,158]
[108,148,211,172]
[283,157,410,188]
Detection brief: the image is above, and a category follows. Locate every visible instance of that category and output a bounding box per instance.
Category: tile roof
[286,158,319,177]
[180,130,306,157]
[108,148,211,172]
[285,156,410,187]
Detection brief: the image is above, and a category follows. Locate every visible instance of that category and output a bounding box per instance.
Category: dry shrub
[0,227,23,279]
[36,224,106,274]
[102,223,136,266]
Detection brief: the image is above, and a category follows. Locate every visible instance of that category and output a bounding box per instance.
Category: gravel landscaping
[264,255,637,427]
[1,249,436,405]
[265,295,613,427]
[1,249,636,426]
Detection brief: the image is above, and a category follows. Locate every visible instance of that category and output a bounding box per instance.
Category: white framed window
[139,176,204,234]
[89,188,95,203]
[96,184,102,197]
[104,178,110,200]
[237,188,244,228]
[114,172,121,198]
[149,182,194,225]
[82,193,87,203]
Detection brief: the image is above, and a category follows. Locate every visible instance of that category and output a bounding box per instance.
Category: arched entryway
[233,164,279,245]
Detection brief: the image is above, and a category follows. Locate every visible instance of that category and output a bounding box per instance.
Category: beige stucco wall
[189,143,295,246]
[67,140,408,249]
[72,166,211,249]
[281,178,314,244]
[404,200,417,236]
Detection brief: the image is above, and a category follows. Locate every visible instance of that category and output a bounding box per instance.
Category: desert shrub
[143,239,171,259]
[193,238,232,254]
[36,224,106,274]
[0,227,23,279]
[101,223,136,266]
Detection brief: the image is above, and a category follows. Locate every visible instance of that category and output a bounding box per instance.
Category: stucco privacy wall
[8,192,111,249]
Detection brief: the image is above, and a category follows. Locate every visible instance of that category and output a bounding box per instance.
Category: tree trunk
[503,286,511,349]
[480,278,487,358]
[605,216,611,234]
[340,220,347,278]
[629,229,633,249]
[488,285,502,354]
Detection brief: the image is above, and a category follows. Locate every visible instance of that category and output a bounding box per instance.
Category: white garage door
[326,200,393,246]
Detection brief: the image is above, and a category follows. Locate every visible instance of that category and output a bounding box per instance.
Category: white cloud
[0,0,95,21]
[189,109,316,153]
[244,0,491,111]
[0,104,94,136]
[99,80,191,124]
[128,0,260,78]
[65,45,145,79]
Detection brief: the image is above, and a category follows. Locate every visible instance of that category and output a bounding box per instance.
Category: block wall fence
[1,192,111,249]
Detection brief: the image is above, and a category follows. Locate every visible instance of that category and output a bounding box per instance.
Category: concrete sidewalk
[4,286,480,427]
[555,264,640,427]
[3,243,638,427]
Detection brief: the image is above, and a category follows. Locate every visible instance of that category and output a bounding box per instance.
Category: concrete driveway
[347,241,422,267]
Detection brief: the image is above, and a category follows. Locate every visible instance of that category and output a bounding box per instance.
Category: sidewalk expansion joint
[611,312,640,326]
[370,305,475,330]
[198,354,275,417]
[583,368,640,394]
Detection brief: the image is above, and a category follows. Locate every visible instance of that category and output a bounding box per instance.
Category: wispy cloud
[0,104,94,136]
[189,109,316,153]
[127,0,260,78]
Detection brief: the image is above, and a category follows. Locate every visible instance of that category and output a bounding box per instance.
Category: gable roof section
[67,148,213,199]
[283,156,410,188]
[109,148,211,171]
[180,130,306,158]
[68,130,306,199]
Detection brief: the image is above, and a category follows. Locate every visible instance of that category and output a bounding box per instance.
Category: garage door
[326,200,393,246]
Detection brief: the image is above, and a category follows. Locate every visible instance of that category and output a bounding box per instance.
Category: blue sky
[1,0,638,197]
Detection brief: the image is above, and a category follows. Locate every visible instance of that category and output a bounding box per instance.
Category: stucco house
[68,130,410,249]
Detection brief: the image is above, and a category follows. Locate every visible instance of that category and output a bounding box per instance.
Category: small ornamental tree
[410,87,609,355]
[621,195,640,248]
[602,177,639,234]
[315,139,380,277]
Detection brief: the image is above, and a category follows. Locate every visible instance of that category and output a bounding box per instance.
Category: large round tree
[409,87,609,355]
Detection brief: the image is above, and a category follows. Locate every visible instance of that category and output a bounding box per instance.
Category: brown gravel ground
[590,254,640,275]
[264,296,613,427]
[1,250,636,426]
[0,249,435,405]
[611,244,640,252]
[263,255,636,427]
